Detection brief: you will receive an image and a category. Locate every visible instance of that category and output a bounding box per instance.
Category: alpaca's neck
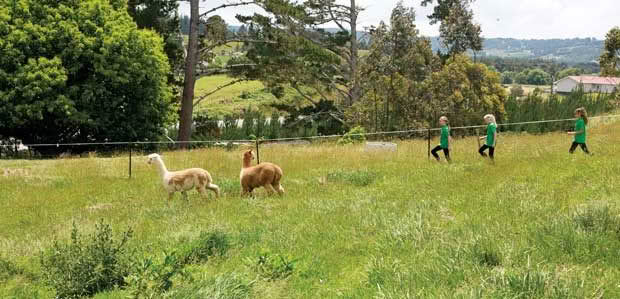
[242,157,253,169]
[154,159,169,177]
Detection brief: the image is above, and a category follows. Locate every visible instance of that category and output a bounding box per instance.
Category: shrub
[39,221,133,298]
[337,126,367,145]
[178,231,230,265]
[0,257,23,282]
[126,251,187,298]
[247,250,296,281]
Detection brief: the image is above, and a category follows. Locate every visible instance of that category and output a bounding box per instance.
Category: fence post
[427,129,431,160]
[128,143,132,179]
[255,138,260,164]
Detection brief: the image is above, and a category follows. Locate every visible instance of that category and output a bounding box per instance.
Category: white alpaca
[147,153,220,202]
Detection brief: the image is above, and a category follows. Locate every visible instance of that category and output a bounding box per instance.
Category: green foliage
[0,257,23,282]
[504,88,614,133]
[337,126,366,145]
[127,231,229,298]
[557,67,583,79]
[39,221,133,298]
[163,273,253,299]
[0,0,173,150]
[600,27,620,77]
[126,251,187,298]
[178,231,230,265]
[248,250,296,281]
[421,0,482,55]
[509,85,524,97]
[514,68,552,85]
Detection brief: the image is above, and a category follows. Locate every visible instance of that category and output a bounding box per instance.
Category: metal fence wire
[1,114,619,178]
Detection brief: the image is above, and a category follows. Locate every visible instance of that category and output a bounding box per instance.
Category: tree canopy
[0,0,174,147]
[600,27,620,77]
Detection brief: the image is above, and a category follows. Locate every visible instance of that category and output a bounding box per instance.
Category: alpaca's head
[147,153,161,165]
[243,150,254,161]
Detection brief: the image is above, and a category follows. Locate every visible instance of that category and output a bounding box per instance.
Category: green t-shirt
[486,123,497,147]
[440,125,450,149]
[574,118,586,143]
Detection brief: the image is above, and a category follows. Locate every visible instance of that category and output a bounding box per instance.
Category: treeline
[504,88,616,133]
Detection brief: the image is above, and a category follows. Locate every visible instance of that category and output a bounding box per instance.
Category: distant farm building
[553,76,620,94]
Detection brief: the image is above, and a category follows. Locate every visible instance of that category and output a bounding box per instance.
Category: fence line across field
[2,114,619,179]
[2,114,620,148]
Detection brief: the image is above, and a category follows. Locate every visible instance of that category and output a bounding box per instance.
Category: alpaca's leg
[197,186,208,198]
[206,183,220,198]
[273,183,284,196]
[181,191,188,201]
[167,192,174,205]
[264,184,277,196]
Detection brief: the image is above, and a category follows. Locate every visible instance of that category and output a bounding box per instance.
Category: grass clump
[326,169,378,187]
[178,231,230,265]
[248,250,296,281]
[164,273,253,299]
[0,257,23,282]
[39,220,133,298]
[572,203,620,234]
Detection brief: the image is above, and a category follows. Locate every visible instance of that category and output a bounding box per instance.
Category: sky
[178,0,619,39]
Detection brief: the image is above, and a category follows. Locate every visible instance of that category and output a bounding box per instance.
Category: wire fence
[1,114,619,178]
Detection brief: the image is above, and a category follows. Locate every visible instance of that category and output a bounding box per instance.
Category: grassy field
[2,118,620,298]
[194,75,317,118]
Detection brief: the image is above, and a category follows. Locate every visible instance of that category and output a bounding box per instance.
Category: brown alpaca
[240,150,284,196]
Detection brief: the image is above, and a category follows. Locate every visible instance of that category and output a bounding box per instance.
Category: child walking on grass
[568,107,592,155]
[478,114,497,160]
[431,116,452,163]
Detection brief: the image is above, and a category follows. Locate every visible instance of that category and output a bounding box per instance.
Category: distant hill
[430,37,603,63]
[223,24,603,63]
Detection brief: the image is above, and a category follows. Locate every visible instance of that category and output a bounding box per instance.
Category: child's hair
[483,114,496,124]
[439,116,449,124]
[575,107,588,124]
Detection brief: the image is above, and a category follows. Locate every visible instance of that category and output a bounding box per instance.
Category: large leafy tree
[127,0,184,79]
[177,0,262,147]
[233,0,364,109]
[350,2,439,131]
[421,0,482,56]
[348,3,504,131]
[600,27,620,77]
[0,0,173,148]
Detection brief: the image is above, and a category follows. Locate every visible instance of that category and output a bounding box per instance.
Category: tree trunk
[348,0,360,107]
[177,0,200,148]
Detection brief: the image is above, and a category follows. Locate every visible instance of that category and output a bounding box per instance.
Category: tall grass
[1,120,620,297]
[504,88,616,133]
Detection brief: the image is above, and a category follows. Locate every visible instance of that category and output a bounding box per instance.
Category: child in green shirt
[568,107,591,155]
[431,116,452,163]
[478,114,497,160]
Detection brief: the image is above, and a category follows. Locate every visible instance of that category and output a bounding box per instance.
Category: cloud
[178,0,618,39]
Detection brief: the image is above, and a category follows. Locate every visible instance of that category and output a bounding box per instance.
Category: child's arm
[493,131,497,147]
[567,129,584,135]
[479,135,487,140]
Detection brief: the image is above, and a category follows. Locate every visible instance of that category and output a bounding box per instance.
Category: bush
[0,257,23,282]
[247,250,296,281]
[126,251,187,298]
[337,126,367,145]
[510,85,525,97]
[39,221,133,298]
[178,231,230,265]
